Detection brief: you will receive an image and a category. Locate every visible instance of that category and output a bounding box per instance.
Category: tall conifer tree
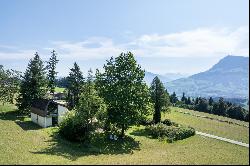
[16,52,47,114]
[47,50,59,95]
[150,76,170,124]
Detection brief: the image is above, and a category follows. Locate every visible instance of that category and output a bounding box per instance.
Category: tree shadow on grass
[0,109,28,121]
[15,120,42,131]
[129,128,154,139]
[31,132,141,161]
[0,109,42,130]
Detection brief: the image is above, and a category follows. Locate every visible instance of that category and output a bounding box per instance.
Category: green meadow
[0,104,248,165]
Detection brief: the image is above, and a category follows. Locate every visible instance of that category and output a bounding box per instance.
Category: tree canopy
[95,52,152,137]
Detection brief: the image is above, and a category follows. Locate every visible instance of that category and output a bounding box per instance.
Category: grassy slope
[0,104,249,165]
[164,107,249,143]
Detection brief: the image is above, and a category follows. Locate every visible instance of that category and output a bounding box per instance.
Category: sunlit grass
[0,104,249,164]
[163,107,249,143]
[54,87,66,93]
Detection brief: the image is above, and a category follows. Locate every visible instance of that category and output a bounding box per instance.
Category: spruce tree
[150,76,170,124]
[47,50,59,95]
[16,52,47,114]
[186,97,191,105]
[212,97,228,116]
[181,92,187,103]
[66,62,84,109]
[170,92,178,104]
[208,97,214,106]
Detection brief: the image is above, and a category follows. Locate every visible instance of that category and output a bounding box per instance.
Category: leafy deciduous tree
[95,52,152,137]
[75,69,107,141]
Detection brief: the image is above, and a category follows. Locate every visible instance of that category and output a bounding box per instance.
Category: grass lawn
[0,104,249,165]
[170,107,249,127]
[164,107,249,143]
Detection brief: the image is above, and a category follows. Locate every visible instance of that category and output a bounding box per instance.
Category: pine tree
[195,98,209,113]
[150,76,170,124]
[47,50,59,95]
[212,97,228,116]
[208,97,214,106]
[195,97,199,105]
[181,92,187,103]
[16,52,47,114]
[170,92,178,104]
[186,97,191,105]
[66,62,84,109]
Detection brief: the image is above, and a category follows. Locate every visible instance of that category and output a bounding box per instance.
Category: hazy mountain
[165,55,249,99]
[144,71,188,85]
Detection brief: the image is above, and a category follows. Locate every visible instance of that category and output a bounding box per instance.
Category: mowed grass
[171,107,249,127]
[0,104,249,165]
[163,107,249,143]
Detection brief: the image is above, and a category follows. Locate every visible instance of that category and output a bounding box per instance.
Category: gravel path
[196,131,249,148]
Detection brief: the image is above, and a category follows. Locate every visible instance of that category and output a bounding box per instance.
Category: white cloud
[0,49,37,60]
[50,37,124,60]
[51,26,248,60]
[131,26,249,58]
[0,26,248,61]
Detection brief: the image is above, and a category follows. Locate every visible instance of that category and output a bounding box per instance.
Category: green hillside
[0,104,249,165]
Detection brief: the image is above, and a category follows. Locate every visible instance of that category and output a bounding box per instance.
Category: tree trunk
[120,124,125,138]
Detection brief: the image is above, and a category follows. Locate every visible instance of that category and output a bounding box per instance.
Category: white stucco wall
[45,116,52,127]
[58,105,69,124]
[31,112,52,128]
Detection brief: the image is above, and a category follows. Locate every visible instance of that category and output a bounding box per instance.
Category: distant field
[164,107,249,143]
[55,87,66,93]
[0,104,249,165]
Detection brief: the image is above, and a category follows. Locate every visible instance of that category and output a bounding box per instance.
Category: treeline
[169,92,249,122]
[9,51,172,142]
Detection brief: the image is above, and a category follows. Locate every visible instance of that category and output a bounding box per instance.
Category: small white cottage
[31,99,69,128]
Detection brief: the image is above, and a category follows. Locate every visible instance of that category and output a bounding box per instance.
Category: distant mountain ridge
[144,71,188,85]
[165,55,249,99]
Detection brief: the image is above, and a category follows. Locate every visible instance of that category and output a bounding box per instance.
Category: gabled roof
[32,98,52,111]
[31,99,68,117]
[31,99,54,117]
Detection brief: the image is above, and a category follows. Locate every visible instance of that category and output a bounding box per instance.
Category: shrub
[145,123,195,142]
[161,119,179,127]
[140,118,179,127]
[59,111,89,142]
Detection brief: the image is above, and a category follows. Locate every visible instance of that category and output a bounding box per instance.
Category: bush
[139,118,179,127]
[145,123,195,142]
[59,111,89,142]
[161,119,179,127]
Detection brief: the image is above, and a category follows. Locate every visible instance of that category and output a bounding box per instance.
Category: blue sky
[0,0,249,76]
